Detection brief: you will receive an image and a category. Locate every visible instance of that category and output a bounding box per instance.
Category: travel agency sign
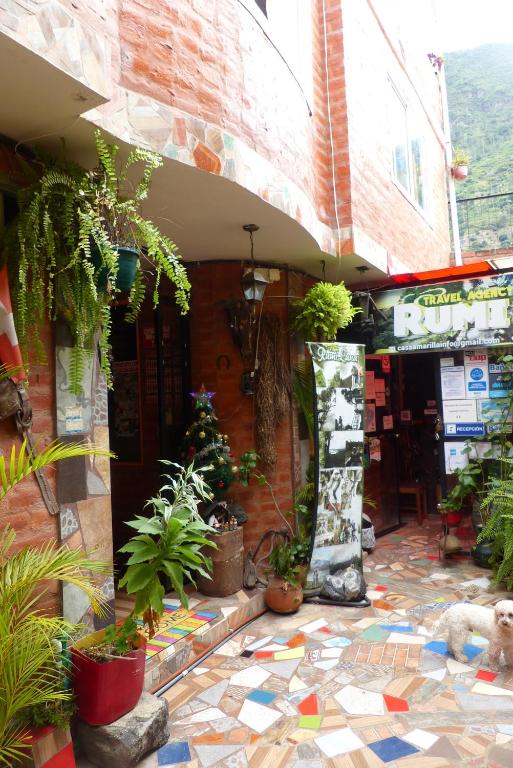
[372,272,513,353]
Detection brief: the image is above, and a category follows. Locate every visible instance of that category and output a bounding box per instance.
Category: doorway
[108,296,190,563]
[363,352,440,534]
[396,353,441,519]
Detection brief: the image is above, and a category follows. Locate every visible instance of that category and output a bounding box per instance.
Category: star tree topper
[190,384,215,409]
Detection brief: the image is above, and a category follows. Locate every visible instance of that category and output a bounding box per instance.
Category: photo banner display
[305,342,366,597]
[372,271,513,354]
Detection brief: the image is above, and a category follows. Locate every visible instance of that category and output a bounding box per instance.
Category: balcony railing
[451,192,513,252]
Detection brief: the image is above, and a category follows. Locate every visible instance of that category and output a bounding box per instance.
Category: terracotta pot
[71,628,146,726]
[451,164,468,180]
[265,576,303,614]
[296,564,309,586]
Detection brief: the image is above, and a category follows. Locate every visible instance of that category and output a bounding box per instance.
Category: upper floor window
[389,84,429,214]
[254,0,267,16]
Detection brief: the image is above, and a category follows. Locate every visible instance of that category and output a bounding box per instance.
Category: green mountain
[445,44,513,250]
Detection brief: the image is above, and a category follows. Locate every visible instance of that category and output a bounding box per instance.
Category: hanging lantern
[241,224,269,304]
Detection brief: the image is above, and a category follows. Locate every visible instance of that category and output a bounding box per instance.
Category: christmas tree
[183,386,237,498]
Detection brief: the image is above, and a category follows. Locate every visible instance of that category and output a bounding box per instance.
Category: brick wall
[0,324,57,553]
[119,0,319,213]
[462,247,513,264]
[188,262,310,553]
[341,0,451,271]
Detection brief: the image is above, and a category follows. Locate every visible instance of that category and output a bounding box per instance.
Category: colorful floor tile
[368,736,419,762]
[143,607,218,658]
[78,521,513,768]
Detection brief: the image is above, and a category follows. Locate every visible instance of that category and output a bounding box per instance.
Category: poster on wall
[489,361,513,398]
[464,350,489,399]
[478,398,513,433]
[440,366,465,400]
[364,403,376,433]
[306,342,368,606]
[444,442,470,473]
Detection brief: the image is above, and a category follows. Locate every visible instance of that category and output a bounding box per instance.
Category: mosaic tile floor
[78,520,513,767]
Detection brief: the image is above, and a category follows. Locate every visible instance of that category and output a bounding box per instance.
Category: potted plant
[265,538,303,614]
[475,453,513,579]
[0,439,111,767]
[196,502,245,597]
[71,462,217,726]
[19,685,77,768]
[3,130,191,395]
[291,281,361,342]
[451,147,470,181]
[289,533,310,585]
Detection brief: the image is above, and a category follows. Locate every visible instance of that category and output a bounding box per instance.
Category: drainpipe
[439,64,462,267]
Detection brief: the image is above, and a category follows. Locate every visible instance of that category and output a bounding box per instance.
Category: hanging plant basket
[92,245,140,293]
[451,165,468,181]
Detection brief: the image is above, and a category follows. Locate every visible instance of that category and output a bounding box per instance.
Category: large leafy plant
[292,281,360,341]
[268,540,300,586]
[118,462,217,638]
[0,440,112,767]
[4,130,190,394]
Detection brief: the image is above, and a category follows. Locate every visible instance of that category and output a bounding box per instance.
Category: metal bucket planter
[197,527,244,597]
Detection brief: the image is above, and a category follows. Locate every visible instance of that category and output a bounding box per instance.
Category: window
[254,0,267,16]
[389,84,429,213]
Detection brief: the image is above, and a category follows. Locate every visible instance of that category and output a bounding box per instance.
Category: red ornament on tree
[218,480,225,488]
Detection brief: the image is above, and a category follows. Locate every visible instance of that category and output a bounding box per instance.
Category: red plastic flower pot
[22,725,76,767]
[71,631,146,726]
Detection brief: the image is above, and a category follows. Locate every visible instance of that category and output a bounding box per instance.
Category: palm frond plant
[3,130,190,394]
[293,359,314,443]
[0,437,112,502]
[0,438,113,765]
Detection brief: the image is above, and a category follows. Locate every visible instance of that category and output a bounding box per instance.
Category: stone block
[75,693,169,768]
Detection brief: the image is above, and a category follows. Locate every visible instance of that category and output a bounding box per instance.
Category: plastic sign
[372,272,513,353]
[305,342,365,598]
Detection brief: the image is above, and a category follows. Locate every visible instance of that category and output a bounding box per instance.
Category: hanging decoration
[255,313,290,470]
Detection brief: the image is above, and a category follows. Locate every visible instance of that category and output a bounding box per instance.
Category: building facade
[0,0,451,624]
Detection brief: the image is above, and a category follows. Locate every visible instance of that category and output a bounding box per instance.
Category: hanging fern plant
[291,281,360,342]
[3,131,190,394]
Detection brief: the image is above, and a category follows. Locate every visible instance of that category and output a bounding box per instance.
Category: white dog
[435,600,513,671]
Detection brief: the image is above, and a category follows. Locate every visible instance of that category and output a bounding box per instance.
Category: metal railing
[451,192,513,252]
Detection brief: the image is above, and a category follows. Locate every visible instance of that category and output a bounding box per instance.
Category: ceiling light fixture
[241,224,269,304]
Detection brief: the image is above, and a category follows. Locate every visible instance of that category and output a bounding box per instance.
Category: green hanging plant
[2,131,190,395]
[291,281,360,342]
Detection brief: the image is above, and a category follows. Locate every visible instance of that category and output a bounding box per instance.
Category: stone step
[115,587,266,692]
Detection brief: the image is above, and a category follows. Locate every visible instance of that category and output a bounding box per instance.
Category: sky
[434,0,513,52]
